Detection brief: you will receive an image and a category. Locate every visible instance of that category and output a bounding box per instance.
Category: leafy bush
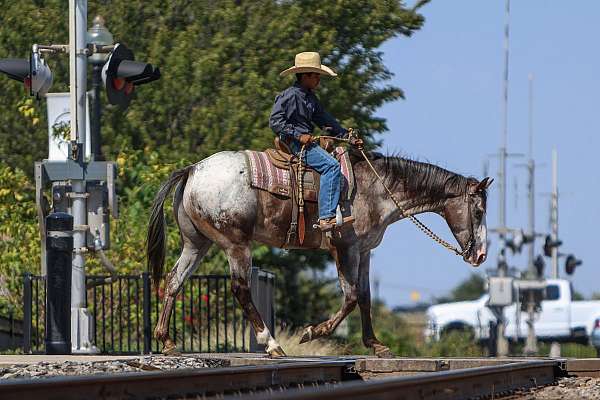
[0,164,40,317]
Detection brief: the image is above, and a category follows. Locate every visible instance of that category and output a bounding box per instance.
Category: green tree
[0,0,427,326]
[0,0,426,172]
[436,274,486,303]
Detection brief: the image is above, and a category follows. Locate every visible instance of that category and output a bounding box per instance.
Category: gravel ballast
[502,376,600,399]
[0,356,227,380]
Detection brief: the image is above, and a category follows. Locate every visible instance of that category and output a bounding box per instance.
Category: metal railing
[0,312,22,351]
[23,268,275,354]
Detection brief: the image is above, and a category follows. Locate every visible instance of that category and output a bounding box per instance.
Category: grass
[275,328,346,356]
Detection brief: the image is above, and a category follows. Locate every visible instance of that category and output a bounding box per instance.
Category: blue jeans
[288,137,340,220]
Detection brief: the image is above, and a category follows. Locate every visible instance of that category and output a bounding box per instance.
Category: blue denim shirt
[269,82,347,141]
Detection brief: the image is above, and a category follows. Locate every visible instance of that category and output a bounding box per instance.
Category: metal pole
[527,74,535,271]
[70,0,97,353]
[496,0,511,357]
[549,148,561,357]
[23,273,32,354]
[499,0,510,242]
[551,149,559,278]
[142,272,152,354]
[91,64,103,160]
[523,73,537,355]
[249,266,260,352]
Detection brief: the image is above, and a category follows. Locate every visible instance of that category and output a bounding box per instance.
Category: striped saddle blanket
[244,147,354,202]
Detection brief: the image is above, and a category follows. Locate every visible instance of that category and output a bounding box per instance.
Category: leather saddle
[245,137,353,248]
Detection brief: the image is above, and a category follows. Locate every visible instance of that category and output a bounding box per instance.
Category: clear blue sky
[369,0,599,306]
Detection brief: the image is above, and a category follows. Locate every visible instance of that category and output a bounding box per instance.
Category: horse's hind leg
[225,244,286,357]
[154,197,212,355]
[154,236,211,355]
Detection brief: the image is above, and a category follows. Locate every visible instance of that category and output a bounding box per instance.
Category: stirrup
[315,216,355,232]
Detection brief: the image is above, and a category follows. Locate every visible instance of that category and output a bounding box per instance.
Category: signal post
[0,1,160,353]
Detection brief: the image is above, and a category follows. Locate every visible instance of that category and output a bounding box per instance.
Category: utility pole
[551,150,559,279]
[495,0,511,357]
[549,149,561,357]
[527,75,535,272]
[523,73,537,355]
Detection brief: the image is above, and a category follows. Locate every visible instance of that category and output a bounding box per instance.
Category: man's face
[301,73,321,90]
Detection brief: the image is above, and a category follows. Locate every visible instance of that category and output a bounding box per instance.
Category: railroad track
[0,360,354,400]
[0,358,561,399]
[239,360,559,400]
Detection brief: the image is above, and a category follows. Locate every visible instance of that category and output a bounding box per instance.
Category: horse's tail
[146,164,195,284]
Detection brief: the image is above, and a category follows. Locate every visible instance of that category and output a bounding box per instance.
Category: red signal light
[112,77,126,91]
[24,76,31,90]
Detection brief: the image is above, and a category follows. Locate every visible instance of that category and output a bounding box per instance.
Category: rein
[314,133,473,258]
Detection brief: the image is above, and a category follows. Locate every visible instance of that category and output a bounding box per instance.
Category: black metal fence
[0,312,22,351]
[23,268,275,354]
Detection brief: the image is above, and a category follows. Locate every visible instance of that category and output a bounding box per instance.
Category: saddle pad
[244,147,354,201]
[335,147,354,201]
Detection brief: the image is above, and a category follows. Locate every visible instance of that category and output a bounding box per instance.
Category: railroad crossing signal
[0,58,30,83]
[101,43,160,109]
[543,235,562,257]
[505,229,533,254]
[565,254,582,275]
[0,51,54,98]
[533,255,545,278]
[30,50,53,98]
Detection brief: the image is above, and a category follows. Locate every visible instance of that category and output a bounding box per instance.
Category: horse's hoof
[162,343,181,357]
[268,345,287,358]
[374,344,394,358]
[299,326,314,344]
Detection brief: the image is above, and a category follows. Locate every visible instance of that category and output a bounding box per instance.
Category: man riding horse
[269,51,362,232]
[148,50,492,358]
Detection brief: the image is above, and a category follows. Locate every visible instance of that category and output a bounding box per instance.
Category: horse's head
[442,177,493,267]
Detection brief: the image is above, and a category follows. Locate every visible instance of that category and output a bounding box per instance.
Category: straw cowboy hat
[280,52,337,77]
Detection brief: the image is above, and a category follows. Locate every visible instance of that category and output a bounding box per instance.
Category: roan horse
[147,149,492,357]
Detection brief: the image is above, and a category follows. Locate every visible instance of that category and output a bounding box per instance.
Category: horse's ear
[476,177,493,192]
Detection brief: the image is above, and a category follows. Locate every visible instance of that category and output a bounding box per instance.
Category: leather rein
[312,132,475,258]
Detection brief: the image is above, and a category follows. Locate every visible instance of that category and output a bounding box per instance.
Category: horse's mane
[356,150,482,200]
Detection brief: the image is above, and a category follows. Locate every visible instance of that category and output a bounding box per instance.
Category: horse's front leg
[357,251,393,358]
[299,244,359,344]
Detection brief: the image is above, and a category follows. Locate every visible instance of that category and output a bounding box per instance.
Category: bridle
[313,131,478,259]
[360,151,477,258]
[460,192,477,259]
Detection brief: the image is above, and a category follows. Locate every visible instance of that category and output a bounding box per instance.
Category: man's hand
[298,134,313,145]
[349,136,364,149]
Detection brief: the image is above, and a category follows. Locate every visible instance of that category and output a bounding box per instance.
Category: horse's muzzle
[466,249,486,267]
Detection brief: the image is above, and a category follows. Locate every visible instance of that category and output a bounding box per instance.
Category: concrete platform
[355,357,600,379]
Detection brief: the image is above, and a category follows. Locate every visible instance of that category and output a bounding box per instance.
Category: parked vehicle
[590,318,600,356]
[424,279,600,345]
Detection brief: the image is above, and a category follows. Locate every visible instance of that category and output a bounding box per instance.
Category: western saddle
[267,136,352,247]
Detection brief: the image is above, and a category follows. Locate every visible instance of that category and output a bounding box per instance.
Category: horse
[146,149,492,357]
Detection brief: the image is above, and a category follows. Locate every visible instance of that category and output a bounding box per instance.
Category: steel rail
[0,360,355,400]
[233,360,559,400]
